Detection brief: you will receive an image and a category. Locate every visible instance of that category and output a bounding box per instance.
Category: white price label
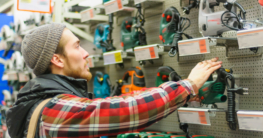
[134,0,146,4]
[134,46,159,61]
[80,9,94,22]
[104,0,123,14]
[237,111,263,131]
[18,72,30,82]
[87,57,94,68]
[103,51,123,65]
[7,72,18,81]
[237,27,263,49]
[178,38,210,56]
[178,108,210,125]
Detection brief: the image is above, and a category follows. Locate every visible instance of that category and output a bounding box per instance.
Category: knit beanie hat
[21,23,66,76]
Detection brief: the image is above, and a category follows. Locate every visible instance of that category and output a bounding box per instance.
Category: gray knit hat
[21,23,66,76]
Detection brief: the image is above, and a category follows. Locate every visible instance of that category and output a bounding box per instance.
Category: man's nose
[81,47,89,59]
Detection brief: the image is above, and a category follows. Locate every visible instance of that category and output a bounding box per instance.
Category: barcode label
[178,37,210,56]
[237,111,263,131]
[178,108,210,125]
[237,27,263,49]
[134,45,159,61]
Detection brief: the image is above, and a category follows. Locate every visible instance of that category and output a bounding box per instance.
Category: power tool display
[199,0,246,37]
[94,24,110,53]
[121,17,139,50]
[99,13,116,52]
[199,67,247,130]
[93,71,111,98]
[121,3,147,51]
[198,70,227,105]
[155,66,181,87]
[121,66,146,94]
[159,7,192,57]
[180,0,200,15]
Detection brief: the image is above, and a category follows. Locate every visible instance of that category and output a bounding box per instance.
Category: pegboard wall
[86,0,263,137]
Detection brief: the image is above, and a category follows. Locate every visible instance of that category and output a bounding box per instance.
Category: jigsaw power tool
[121,3,147,51]
[100,13,116,52]
[198,68,228,104]
[121,66,146,94]
[121,17,139,50]
[93,71,111,98]
[199,67,248,130]
[94,24,110,53]
[159,7,193,57]
[199,0,246,37]
[155,66,181,87]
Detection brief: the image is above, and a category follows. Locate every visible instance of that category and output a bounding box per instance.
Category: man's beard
[63,58,92,81]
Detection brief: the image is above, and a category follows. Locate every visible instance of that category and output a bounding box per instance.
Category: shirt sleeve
[39,79,198,138]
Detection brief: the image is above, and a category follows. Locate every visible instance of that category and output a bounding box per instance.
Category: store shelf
[80,4,108,23]
[104,0,135,16]
[209,37,263,59]
[134,0,164,6]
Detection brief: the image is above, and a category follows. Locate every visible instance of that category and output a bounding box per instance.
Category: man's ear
[50,54,65,68]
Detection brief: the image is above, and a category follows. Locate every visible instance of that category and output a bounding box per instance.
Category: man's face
[61,29,92,81]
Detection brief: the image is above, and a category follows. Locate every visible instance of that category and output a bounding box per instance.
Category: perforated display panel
[85,0,263,137]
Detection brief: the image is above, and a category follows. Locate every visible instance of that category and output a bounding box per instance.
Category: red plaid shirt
[39,80,197,138]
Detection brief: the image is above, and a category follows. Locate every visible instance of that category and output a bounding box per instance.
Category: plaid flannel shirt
[39,80,197,138]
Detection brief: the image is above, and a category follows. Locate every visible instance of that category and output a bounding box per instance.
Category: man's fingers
[208,64,222,73]
[199,57,219,67]
[211,57,219,62]
[205,61,222,69]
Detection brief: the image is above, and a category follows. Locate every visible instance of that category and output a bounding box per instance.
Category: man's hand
[187,57,222,91]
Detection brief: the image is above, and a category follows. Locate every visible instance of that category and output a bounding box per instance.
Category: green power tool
[121,4,147,51]
[155,66,181,87]
[159,7,192,57]
[121,17,139,50]
[198,67,230,105]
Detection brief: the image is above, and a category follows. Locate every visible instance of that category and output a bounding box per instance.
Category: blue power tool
[94,24,110,53]
[93,71,111,98]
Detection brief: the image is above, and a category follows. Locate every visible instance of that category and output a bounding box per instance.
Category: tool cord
[225,74,237,130]
[169,17,192,56]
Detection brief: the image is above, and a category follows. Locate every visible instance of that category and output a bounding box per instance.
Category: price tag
[7,72,18,81]
[178,108,211,125]
[18,72,30,82]
[80,8,94,22]
[87,57,94,68]
[134,45,159,61]
[104,0,123,14]
[114,52,122,62]
[237,111,263,131]
[237,27,263,49]
[134,0,146,4]
[178,37,210,56]
[103,50,123,65]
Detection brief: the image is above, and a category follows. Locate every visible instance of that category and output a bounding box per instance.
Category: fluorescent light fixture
[78,0,102,7]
